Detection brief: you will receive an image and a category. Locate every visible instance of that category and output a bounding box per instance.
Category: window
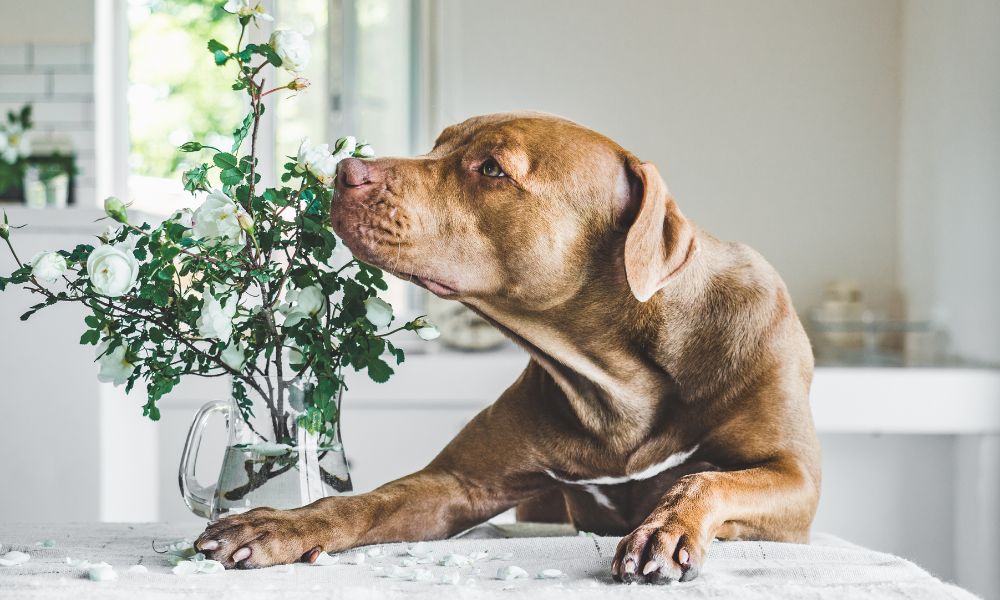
[106,0,426,320]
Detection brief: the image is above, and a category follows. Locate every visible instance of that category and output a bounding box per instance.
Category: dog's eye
[479,159,506,178]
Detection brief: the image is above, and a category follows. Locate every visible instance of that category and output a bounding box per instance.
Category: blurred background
[1,1,998,598]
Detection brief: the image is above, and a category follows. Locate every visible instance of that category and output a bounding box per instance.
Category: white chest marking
[546,445,700,488]
[581,484,615,510]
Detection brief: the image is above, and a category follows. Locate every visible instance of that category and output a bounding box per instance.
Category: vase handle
[179,400,230,519]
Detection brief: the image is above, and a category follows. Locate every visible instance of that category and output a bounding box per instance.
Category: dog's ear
[623,160,698,302]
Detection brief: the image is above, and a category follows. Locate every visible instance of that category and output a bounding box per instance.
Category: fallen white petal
[197,560,225,574]
[365,547,384,557]
[440,553,471,567]
[312,553,339,566]
[126,565,148,574]
[87,563,118,582]
[407,541,432,558]
[389,565,414,580]
[66,557,92,569]
[0,551,30,566]
[497,565,529,581]
[413,568,436,583]
[164,538,195,554]
[37,540,56,548]
[440,571,462,585]
[171,561,200,576]
[400,557,417,567]
[469,551,489,562]
[415,555,435,564]
[346,552,366,565]
[538,568,565,579]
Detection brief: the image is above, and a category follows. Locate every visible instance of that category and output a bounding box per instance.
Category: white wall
[898,0,1000,365]
[0,210,104,522]
[0,0,95,44]
[435,0,902,315]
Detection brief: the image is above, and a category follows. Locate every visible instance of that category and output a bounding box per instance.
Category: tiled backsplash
[0,43,95,207]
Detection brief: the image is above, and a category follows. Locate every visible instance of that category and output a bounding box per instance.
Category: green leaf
[214,50,229,66]
[367,358,393,384]
[80,329,100,345]
[231,113,254,153]
[220,168,244,186]
[213,152,239,170]
[207,39,228,53]
[151,288,169,307]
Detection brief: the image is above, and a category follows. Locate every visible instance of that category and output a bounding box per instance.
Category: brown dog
[195,112,821,584]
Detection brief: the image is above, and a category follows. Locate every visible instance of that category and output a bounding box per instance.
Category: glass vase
[179,376,351,519]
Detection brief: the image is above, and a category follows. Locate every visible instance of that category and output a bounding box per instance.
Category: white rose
[191,190,244,244]
[30,251,67,284]
[96,342,135,387]
[412,318,441,341]
[223,0,272,21]
[357,144,375,158]
[296,138,340,184]
[197,288,238,340]
[279,285,326,327]
[364,297,393,328]
[296,137,359,185]
[269,30,310,73]
[220,342,247,371]
[87,244,140,298]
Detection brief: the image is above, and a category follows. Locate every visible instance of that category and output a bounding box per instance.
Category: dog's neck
[465,250,710,449]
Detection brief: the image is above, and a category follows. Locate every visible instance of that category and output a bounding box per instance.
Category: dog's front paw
[195,507,328,569]
[611,515,707,584]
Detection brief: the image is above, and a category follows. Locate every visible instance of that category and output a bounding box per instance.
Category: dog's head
[332,112,697,310]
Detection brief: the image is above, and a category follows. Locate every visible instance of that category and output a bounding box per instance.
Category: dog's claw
[232,547,251,563]
[199,540,219,551]
[304,546,322,564]
[642,560,660,575]
[678,547,690,567]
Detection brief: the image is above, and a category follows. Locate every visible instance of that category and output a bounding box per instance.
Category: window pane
[274,0,329,180]
[127,0,243,213]
[354,0,413,157]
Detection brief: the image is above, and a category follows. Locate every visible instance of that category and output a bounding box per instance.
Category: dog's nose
[337,158,371,188]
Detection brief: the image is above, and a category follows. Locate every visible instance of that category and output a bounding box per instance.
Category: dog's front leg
[196,375,552,569]
[611,455,819,584]
[195,467,512,568]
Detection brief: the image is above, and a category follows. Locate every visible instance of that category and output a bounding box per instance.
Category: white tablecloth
[0,522,979,599]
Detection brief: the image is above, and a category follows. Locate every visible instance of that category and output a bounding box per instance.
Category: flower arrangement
[0,2,437,495]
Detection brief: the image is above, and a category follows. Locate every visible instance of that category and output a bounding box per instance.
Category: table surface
[0,522,980,600]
